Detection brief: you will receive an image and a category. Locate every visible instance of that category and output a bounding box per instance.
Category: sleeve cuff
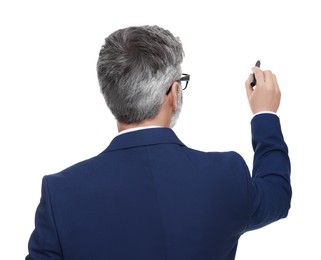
[253,111,277,118]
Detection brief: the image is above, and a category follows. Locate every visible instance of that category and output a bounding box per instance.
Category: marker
[250,60,261,87]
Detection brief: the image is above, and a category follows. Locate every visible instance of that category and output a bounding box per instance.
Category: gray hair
[97,25,184,124]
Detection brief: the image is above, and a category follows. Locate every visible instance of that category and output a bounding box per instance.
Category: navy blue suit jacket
[26,114,291,260]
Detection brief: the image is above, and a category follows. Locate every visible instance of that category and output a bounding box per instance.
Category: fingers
[262,70,274,88]
[252,66,264,84]
[259,70,280,94]
[245,67,281,114]
[245,67,265,98]
[251,68,278,89]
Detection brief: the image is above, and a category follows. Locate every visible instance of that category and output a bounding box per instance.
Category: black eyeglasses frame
[166,73,190,95]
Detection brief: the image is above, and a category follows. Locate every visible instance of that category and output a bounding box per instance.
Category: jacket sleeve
[245,113,292,231]
[26,176,63,259]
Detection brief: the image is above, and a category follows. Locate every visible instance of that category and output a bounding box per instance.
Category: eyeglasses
[166,73,190,95]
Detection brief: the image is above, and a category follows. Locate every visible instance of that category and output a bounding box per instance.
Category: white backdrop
[1,0,320,259]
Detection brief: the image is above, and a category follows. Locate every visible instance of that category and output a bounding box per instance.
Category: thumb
[245,73,253,98]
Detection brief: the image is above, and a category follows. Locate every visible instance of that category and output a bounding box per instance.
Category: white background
[1,0,320,259]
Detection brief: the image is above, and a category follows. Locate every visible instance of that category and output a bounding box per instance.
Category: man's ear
[168,82,179,111]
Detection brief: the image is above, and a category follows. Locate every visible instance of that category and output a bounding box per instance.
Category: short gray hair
[97,25,184,124]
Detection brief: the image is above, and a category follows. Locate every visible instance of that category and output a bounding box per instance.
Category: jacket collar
[102,127,185,153]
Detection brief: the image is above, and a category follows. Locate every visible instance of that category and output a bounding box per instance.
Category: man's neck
[117,95,174,133]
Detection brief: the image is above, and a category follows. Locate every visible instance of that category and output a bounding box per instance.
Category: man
[26,25,291,260]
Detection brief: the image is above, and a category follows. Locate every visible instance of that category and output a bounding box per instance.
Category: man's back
[27,118,291,260]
